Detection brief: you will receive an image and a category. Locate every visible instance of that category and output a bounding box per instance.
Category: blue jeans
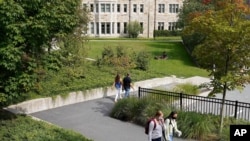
[124,88,130,98]
[169,135,173,141]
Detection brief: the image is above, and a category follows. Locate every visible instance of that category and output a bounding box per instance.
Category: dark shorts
[152,137,161,141]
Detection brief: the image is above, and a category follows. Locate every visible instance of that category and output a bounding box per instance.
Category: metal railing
[138,87,250,121]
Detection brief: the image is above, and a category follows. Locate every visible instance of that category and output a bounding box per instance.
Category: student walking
[113,74,122,102]
[163,111,182,141]
[122,73,134,98]
[148,110,165,141]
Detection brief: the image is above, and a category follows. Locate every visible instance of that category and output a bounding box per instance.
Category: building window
[140,22,143,34]
[112,4,114,12]
[96,22,99,34]
[101,4,111,12]
[96,4,99,12]
[107,23,110,34]
[117,22,120,33]
[158,4,165,13]
[133,4,137,12]
[168,22,177,30]
[106,4,111,12]
[140,4,144,13]
[117,4,120,12]
[124,4,127,12]
[90,4,94,12]
[112,22,114,34]
[101,4,105,12]
[169,4,179,13]
[83,4,87,11]
[124,22,127,34]
[91,22,94,34]
[101,23,105,34]
[158,22,164,30]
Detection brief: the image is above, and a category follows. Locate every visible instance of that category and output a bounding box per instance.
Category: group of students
[113,73,134,102]
[148,110,182,141]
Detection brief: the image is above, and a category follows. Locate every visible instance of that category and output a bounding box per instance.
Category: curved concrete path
[31,96,195,141]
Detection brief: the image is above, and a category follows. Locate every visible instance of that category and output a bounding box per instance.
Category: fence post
[180,93,183,111]
[138,87,141,98]
[234,100,238,119]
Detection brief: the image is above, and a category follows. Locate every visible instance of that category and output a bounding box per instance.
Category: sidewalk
[31,96,196,141]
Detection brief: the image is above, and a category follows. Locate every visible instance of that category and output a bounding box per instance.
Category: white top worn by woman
[163,118,182,141]
[148,119,164,141]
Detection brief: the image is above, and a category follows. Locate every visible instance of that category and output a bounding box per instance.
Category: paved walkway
[31,96,195,141]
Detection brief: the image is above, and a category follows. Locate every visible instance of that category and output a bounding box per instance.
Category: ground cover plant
[24,38,208,100]
[110,97,250,141]
[0,110,92,141]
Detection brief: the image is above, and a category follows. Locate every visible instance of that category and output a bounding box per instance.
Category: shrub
[172,83,199,95]
[127,21,142,38]
[110,96,250,141]
[136,51,150,71]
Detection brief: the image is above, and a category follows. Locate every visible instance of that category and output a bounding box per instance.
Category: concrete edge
[4,76,211,114]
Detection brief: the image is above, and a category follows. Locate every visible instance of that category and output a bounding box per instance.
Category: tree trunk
[219,82,227,134]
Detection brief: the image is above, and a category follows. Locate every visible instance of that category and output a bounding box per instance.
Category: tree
[178,0,215,53]
[127,21,143,38]
[0,0,89,107]
[183,0,250,133]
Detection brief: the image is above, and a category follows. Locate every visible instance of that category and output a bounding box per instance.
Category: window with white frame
[158,4,165,13]
[140,4,144,13]
[112,22,114,33]
[124,22,127,33]
[101,4,111,12]
[101,4,105,12]
[168,22,177,30]
[124,4,127,12]
[106,4,111,12]
[140,22,143,34]
[101,22,111,34]
[158,22,164,30]
[96,4,99,12]
[101,23,105,34]
[117,22,120,33]
[83,4,87,11]
[106,23,110,34]
[90,22,94,34]
[90,4,94,12]
[96,22,99,34]
[133,4,137,12]
[117,4,120,12]
[169,4,179,13]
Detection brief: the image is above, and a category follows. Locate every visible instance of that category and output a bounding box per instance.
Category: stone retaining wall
[5,76,210,114]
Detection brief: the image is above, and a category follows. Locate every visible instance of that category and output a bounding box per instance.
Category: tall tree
[183,0,250,133]
[0,0,89,107]
[178,0,215,53]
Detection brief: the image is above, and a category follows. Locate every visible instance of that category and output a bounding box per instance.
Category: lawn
[0,110,92,141]
[85,39,208,78]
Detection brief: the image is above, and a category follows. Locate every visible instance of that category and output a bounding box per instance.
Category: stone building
[82,0,183,38]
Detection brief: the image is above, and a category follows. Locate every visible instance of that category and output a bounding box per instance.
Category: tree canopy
[0,0,88,107]
[183,0,250,133]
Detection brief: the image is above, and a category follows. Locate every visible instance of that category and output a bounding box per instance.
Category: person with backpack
[163,111,182,141]
[147,110,165,141]
[113,74,122,102]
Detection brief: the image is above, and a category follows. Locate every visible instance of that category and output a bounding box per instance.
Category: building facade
[83,0,183,38]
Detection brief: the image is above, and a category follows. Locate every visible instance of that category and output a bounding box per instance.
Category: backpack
[145,118,156,135]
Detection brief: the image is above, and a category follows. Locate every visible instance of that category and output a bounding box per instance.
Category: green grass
[24,38,209,99]
[85,39,208,78]
[0,110,92,141]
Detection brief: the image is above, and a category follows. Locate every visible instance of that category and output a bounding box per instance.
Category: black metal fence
[138,87,250,121]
